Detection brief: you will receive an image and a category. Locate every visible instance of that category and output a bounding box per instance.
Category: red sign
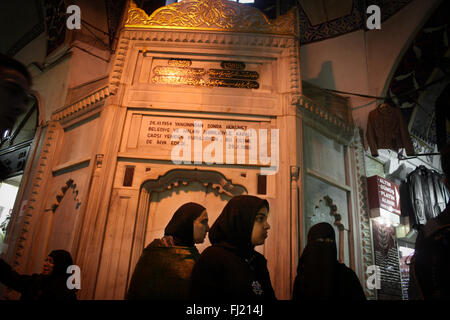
[367,175,401,215]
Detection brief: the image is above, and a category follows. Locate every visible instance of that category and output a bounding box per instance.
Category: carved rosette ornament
[125,0,296,36]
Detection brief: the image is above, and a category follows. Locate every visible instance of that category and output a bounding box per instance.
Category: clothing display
[401,165,450,228]
[366,103,415,157]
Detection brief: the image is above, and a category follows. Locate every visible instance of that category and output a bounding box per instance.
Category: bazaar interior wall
[300,0,440,153]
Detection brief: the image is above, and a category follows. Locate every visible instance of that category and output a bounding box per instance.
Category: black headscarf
[294,222,338,299]
[164,202,206,247]
[209,195,269,257]
[48,250,73,277]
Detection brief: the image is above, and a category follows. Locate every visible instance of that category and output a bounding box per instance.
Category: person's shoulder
[423,207,450,239]
[337,263,358,278]
[201,245,228,256]
[200,245,237,262]
[437,205,450,226]
[253,250,267,262]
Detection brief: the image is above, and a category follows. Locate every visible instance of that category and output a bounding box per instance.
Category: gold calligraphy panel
[151,59,260,89]
[208,69,259,80]
[221,61,246,70]
[168,58,192,67]
[153,66,206,77]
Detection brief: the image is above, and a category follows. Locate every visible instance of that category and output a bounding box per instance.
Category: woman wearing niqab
[189,195,276,300]
[293,222,366,300]
[126,202,208,300]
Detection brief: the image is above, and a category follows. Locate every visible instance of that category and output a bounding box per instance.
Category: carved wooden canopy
[125,0,296,36]
[142,168,247,197]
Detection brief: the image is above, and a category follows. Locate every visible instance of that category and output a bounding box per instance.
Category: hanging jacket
[404,166,450,228]
[366,103,415,157]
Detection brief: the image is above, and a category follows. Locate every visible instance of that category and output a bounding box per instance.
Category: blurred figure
[0,53,32,135]
[0,250,77,300]
[189,195,276,300]
[126,202,209,300]
[293,222,366,300]
[0,54,32,180]
[409,143,450,299]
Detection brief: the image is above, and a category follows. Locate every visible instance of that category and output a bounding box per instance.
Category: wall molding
[51,86,114,121]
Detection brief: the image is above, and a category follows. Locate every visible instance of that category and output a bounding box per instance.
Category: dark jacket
[0,259,76,300]
[366,103,415,157]
[126,202,206,300]
[404,166,450,228]
[190,195,276,301]
[126,238,200,300]
[293,223,366,300]
[190,243,276,300]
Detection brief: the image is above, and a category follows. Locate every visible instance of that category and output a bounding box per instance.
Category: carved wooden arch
[47,178,82,213]
[127,168,247,289]
[310,195,346,263]
[141,168,247,197]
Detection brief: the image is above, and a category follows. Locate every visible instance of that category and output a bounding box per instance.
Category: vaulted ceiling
[1,0,448,149]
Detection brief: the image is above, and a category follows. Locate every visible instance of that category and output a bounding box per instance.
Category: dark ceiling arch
[384,0,450,147]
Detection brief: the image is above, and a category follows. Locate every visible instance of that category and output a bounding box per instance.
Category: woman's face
[42,256,54,275]
[251,206,270,246]
[193,210,209,244]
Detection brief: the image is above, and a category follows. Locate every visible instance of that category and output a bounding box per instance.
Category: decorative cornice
[51,86,114,121]
[126,29,295,47]
[125,0,296,36]
[293,94,354,134]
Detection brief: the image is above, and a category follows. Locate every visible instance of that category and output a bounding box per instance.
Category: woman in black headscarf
[189,195,276,300]
[293,222,366,300]
[126,202,209,300]
[0,249,77,300]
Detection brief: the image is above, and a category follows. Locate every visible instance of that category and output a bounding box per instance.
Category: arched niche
[127,168,247,289]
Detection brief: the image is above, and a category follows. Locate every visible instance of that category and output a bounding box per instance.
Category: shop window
[302,125,353,266]
[0,96,38,152]
[0,175,21,253]
[0,96,39,252]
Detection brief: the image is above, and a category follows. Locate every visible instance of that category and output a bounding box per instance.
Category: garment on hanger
[403,165,450,229]
[366,103,415,157]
